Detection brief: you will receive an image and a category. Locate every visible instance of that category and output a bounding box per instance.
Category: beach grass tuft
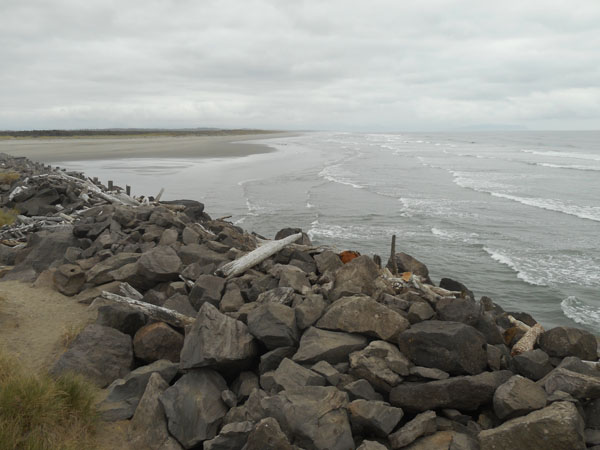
[0,208,19,227]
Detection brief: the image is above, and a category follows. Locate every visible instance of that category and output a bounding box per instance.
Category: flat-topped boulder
[329,255,380,301]
[539,326,598,361]
[292,327,368,365]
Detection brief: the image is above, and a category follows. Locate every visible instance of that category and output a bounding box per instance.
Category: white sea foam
[318,165,364,189]
[534,162,600,172]
[490,193,600,222]
[431,227,479,243]
[522,149,600,162]
[561,296,600,327]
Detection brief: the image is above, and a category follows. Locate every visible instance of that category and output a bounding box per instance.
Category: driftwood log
[216,232,303,278]
[511,322,544,356]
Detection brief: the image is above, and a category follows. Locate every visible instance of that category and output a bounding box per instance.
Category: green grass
[0,208,18,227]
[0,172,20,185]
[0,349,99,450]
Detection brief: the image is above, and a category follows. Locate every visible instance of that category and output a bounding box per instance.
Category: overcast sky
[1,0,599,131]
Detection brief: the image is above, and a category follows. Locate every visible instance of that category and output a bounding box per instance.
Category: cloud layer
[1,0,599,130]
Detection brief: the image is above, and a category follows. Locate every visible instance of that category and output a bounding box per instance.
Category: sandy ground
[0,280,133,449]
[0,132,294,163]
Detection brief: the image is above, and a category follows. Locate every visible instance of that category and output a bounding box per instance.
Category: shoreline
[0,131,297,163]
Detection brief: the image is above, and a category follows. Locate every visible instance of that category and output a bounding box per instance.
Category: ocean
[56,131,600,332]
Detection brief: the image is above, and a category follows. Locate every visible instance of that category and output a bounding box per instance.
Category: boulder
[292,326,368,365]
[513,349,554,381]
[389,370,513,413]
[181,226,200,245]
[349,340,411,392]
[262,386,354,450]
[158,228,178,246]
[342,379,384,401]
[177,244,229,268]
[389,410,437,449]
[409,366,450,380]
[314,250,343,275]
[439,278,474,299]
[98,359,178,421]
[478,401,585,450]
[260,358,325,392]
[51,324,134,388]
[259,346,296,374]
[255,287,296,306]
[543,368,600,399]
[584,398,600,429]
[317,295,410,341]
[189,274,226,310]
[85,252,141,285]
[76,280,123,305]
[295,293,327,329]
[231,371,259,402]
[220,284,245,313]
[539,327,598,361]
[162,294,197,317]
[387,252,432,284]
[311,360,344,386]
[137,246,182,284]
[275,227,312,245]
[407,301,435,323]
[493,375,547,420]
[95,303,147,336]
[247,302,299,349]
[397,321,487,375]
[53,263,85,296]
[402,431,478,450]
[474,312,505,345]
[348,399,404,437]
[245,417,294,450]
[276,265,311,293]
[159,369,228,448]
[179,302,257,371]
[357,441,388,450]
[128,372,183,450]
[203,421,253,450]
[133,322,184,363]
[329,255,380,301]
[435,297,481,326]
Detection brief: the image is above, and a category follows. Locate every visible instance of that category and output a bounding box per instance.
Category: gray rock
[348,399,404,437]
[380,293,410,313]
[128,372,183,450]
[389,410,437,449]
[180,302,257,371]
[221,389,238,408]
[133,322,184,363]
[584,398,600,429]
[159,228,179,246]
[137,246,182,284]
[245,417,293,450]
[181,226,200,245]
[387,252,432,284]
[390,370,513,413]
[86,252,141,285]
[95,303,147,336]
[474,312,505,345]
[262,386,354,450]
[586,429,600,446]
[330,255,380,301]
[260,358,325,392]
[349,340,411,392]
[259,346,296,374]
[342,379,384,401]
[408,301,435,323]
[493,375,547,420]
[409,366,450,380]
[247,302,299,349]
[513,349,554,381]
[53,263,86,296]
[397,321,487,375]
[231,371,259,402]
[159,369,228,449]
[317,295,410,341]
[486,344,503,371]
[292,326,368,365]
[98,359,178,421]
[256,287,296,306]
[557,355,599,376]
[277,264,311,293]
[219,284,245,313]
[311,360,343,386]
[295,293,327,329]
[222,388,268,426]
[403,431,478,450]
[177,244,229,267]
[539,326,598,361]
[314,250,343,275]
[543,368,600,399]
[357,441,388,450]
[51,324,134,388]
[203,421,253,450]
[478,401,585,450]
[439,278,475,300]
[435,297,481,326]
[163,294,197,317]
[189,274,226,310]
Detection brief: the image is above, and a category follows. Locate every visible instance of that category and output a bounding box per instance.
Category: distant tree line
[0,129,274,138]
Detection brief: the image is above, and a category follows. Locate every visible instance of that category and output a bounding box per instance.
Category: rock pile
[1,153,599,450]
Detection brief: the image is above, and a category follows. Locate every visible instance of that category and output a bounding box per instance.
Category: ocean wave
[308,221,417,243]
[399,197,479,219]
[482,247,545,285]
[318,165,364,189]
[431,227,479,244]
[561,296,600,327]
[490,192,600,222]
[522,149,600,162]
[533,162,600,172]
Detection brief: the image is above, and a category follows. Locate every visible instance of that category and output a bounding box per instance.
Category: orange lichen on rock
[339,250,361,264]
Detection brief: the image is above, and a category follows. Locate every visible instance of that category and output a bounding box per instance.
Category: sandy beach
[0,132,294,163]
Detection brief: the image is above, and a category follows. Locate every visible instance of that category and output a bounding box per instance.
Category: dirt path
[0,280,133,449]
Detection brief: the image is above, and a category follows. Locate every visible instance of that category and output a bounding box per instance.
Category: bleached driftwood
[118,282,143,301]
[54,172,140,206]
[179,275,195,289]
[100,291,195,328]
[154,188,165,202]
[507,315,531,333]
[216,232,303,278]
[511,322,544,356]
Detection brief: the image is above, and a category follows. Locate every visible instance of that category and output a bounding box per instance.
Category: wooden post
[108,180,113,191]
[126,185,131,196]
[390,235,398,275]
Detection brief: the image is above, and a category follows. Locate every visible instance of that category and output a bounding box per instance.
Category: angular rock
[260,358,325,392]
[493,375,547,420]
[314,250,343,275]
[189,274,226,310]
[512,349,553,381]
[584,398,600,429]
[51,324,134,388]
[389,410,437,449]
[53,263,86,296]
[180,302,257,371]
[177,244,229,267]
[137,246,182,284]
[99,359,178,421]
[133,322,184,363]
[408,301,435,324]
[474,312,504,345]
[439,278,475,299]
[311,360,343,386]
[342,379,384,401]
[245,417,294,450]
[387,252,432,284]
[330,255,380,301]
[259,346,296,374]
[295,293,327,329]
[219,284,245,313]
[435,297,481,326]
[348,399,404,437]
[292,326,368,365]
[203,421,253,450]
[95,303,147,336]
[349,340,411,392]
[181,226,200,245]
[357,441,388,450]
[389,370,513,413]
[409,366,450,380]
[231,371,259,402]
[162,293,197,317]
[247,302,299,349]
[403,431,478,450]
[276,264,311,293]
[128,372,183,450]
[478,401,585,450]
[86,252,141,285]
[159,369,228,449]
[539,326,598,361]
[256,287,296,306]
[275,227,312,245]
[158,228,178,246]
[317,295,410,341]
[397,321,487,375]
[262,386,354,450]
[543,368,600,399]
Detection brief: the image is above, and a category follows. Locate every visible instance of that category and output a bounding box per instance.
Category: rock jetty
[0,152,599,450]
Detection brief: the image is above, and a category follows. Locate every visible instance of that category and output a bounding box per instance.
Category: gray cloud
[1,0,599,130]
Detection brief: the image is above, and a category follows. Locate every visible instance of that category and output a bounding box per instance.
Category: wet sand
[0,132,294,163]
